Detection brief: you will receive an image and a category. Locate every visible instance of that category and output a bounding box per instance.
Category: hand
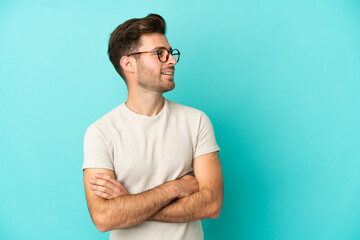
[89,173,129,200]
[174,175,199,198]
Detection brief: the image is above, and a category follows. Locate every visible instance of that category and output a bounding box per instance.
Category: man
[82,13,223,240]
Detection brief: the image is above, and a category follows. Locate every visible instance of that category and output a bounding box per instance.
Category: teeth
[161,72,173,75]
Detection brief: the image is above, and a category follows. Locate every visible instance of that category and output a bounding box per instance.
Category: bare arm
[149,152,224,222]
[83,168,198,232]
[88,152,223,223]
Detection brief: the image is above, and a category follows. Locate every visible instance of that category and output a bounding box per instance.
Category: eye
[157,48,168,61]
[158,48,168,57]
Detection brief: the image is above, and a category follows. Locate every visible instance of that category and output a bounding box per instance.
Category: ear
[120,56,136,74]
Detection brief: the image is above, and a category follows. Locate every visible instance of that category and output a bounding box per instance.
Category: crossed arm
[83,152,223,232]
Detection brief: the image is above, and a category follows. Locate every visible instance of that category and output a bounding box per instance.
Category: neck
[125,89,165,117]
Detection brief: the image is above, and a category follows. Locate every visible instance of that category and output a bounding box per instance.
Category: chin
[160,84,175,93]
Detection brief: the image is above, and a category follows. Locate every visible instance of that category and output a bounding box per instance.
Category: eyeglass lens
[158,49,180,63]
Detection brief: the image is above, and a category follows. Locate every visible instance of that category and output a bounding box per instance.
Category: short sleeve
[193,112,220,159]
[82,125,114,171]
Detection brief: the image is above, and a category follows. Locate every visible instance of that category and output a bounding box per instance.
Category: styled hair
[107,13,166,81]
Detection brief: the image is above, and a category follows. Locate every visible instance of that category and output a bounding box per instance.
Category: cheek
[137,58,162,75]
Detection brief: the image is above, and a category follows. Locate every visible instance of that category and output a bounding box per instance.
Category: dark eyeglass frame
[127,47,180,63]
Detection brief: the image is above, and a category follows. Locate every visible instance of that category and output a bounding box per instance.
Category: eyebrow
[151,46,173,51]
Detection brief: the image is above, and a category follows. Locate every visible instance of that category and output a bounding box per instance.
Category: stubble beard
[136,63,175,94]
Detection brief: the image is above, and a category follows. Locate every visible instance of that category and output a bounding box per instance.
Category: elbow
[92,212,130,232]
[202,187,223,219]
[210,209,221,219]
[96,225,109,233]
[208,199,223,219]
[209,204,222,219]
[93,213,111,232]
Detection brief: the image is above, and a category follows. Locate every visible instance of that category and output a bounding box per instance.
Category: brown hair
[107,13,166,81]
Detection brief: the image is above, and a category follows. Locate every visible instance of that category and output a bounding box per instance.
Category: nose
[167,53,177,65]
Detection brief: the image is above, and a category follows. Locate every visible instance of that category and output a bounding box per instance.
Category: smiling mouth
[160,72,174,75]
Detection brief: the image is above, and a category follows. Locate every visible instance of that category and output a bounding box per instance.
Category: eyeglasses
[127,47,180,63]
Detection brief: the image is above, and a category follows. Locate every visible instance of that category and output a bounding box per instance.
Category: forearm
[91,182,177,231]
[149,187,222,222]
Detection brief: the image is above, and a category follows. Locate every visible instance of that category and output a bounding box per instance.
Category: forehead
[138,33,171,50]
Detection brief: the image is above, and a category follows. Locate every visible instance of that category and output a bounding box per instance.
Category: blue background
[1,0,360,239]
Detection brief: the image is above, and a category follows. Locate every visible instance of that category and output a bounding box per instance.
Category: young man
[82,14,223,240]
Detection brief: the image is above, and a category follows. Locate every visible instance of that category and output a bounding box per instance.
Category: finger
[90,177,111,186]
[95,173,111,181]
[95,174,125,190]
[94,190,112,200]
[109,177,125,187]
[93,175,120,191]
[95,173,112,180]
[93,175,129,195]
[89,179,127,198]
[90,184,118,198]
[90,178,118,192]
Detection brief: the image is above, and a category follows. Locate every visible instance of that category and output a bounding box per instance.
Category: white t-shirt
[83,98,220,240]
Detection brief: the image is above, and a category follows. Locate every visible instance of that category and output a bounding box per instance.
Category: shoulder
[85,104,124,141]
[166,99,205,118]
[165,99,212,130]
